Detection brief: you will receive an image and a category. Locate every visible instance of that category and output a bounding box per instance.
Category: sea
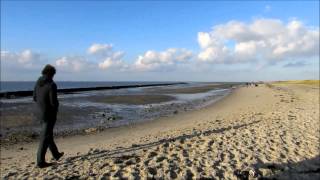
[0,81,173,92]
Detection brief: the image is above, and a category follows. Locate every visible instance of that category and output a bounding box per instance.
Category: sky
[1,0,319,82]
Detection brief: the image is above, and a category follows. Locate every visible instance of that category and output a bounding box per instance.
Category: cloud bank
[134,48,193,71]
[55,56,95,72]
[197,18,319,64]
[87,43,113,56]
[1,18,318,81]
[1,49,43,70]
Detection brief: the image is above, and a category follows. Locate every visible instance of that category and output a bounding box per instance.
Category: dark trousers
[37,118,59,164]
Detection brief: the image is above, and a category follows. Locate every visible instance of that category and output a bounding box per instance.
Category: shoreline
[1,84,319,179]
[1,85,237,156]
[0,84,234,143]
[0,87,234,146]
[0,82,187,98]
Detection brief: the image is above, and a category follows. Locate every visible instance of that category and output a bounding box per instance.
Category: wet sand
[145,83,233,94]
[91,94,176,105]
[1,83,319,179]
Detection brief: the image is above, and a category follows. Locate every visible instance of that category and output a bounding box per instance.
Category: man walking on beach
[33,64,64,168]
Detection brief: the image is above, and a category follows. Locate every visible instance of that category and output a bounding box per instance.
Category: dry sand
[1,83,319,179]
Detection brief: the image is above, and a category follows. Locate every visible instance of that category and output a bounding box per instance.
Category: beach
[1,82,319,179]
[0,83,233,143]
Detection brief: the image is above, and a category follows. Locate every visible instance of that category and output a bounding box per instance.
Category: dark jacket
[33,75,59,122]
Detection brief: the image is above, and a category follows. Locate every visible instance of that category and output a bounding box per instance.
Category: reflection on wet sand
[91,95,176,105]
[145,84,233,94]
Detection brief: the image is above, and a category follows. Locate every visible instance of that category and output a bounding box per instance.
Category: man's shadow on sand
[57,120,261,165]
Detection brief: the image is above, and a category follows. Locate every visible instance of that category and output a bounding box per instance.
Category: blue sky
[1,0,319,81]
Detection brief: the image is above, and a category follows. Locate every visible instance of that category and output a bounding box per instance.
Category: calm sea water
[0,81,173,92]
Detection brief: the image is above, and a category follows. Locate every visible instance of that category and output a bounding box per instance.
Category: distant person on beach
[33,64,64,168]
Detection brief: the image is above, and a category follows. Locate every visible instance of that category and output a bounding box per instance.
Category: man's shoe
[54,152,64,161]
[37,162,52,168]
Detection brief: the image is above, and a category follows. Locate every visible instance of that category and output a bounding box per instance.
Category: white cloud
[55,56,94,72]
[133,48,193,71]
[86,43,127,70]
[235,41,257,56]
[197,18,319,64]
[98,51,128,70]
[2,18,318,81]
[19,49,40,63]
[1,49,42,68]
[87,43,113,55]
[198,32,214,49]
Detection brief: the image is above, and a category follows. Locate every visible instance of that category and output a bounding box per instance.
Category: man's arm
[49,83,59,112]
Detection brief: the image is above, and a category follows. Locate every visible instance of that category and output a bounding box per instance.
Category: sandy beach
[1,82,319,179]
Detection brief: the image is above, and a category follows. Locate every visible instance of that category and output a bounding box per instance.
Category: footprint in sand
[148,151,158,158]
[185,159,193,167]
[144,159,150,166]
[182,150,189,158]
[184,169,194,179]
[288,114,297,120]
[99,163,110,169]
[147,167,157,176]
[125,159,135,166]
[156,156,166,163]
[113,158,124,164]
[280,153,286,159]
[168,169,178,179]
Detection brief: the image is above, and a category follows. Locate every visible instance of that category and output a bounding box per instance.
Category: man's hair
[41,64,56,76]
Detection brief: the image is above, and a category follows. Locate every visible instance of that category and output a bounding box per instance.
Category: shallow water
[0,83,233,139]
